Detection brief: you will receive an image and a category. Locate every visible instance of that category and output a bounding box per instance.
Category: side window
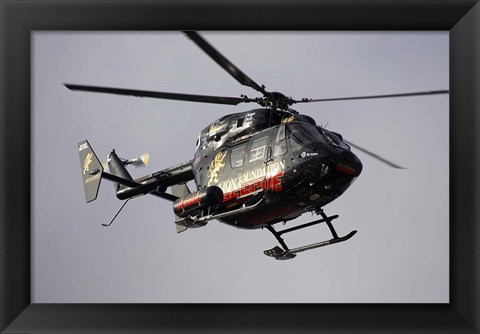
[249,136,268,162]
[230,144,246,168]
[236,117,244,128]
[273,125,287,157]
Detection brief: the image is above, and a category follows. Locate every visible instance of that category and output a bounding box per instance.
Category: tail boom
[78,140,194,203]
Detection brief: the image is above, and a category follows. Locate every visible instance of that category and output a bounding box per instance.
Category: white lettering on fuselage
[219,160,285,193]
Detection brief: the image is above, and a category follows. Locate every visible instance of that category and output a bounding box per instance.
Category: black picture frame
[1,1,478,333]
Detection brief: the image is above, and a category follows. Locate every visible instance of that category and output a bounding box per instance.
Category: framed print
[1,0,479,333]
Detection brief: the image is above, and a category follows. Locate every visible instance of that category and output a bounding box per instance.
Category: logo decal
[281,115,295,123]
[83,152,93,175]
[208,119,227,136]
[79,142,89,151]
[207,150,227,186]
[301,151,318,158]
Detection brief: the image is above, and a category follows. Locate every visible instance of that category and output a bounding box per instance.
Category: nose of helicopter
[335,150,363,177]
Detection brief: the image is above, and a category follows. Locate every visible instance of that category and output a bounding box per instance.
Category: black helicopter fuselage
[190,108,362,229]
[72,31,446,259]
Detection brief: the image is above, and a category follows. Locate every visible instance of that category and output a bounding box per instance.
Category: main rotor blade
[295,90,449,104]
[344,140,405,169]
[64,84,256,105]
[184,31,268,96]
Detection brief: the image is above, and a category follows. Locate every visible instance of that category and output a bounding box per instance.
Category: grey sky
[32,31,449,303]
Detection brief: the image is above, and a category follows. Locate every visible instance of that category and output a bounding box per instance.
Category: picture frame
[1,0,478,333]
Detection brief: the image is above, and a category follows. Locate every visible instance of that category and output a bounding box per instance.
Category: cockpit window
[236,117,244,128]
[249,136,268,162]
[273,125,287,157]
[288,123,325,152]
[288,123,350,152]
[231,144,246,168]
[276,124,286,141]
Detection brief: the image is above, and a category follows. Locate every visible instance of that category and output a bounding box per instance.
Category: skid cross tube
[264,208,357,260]
[266,212,341,251]
[276,214,339,236]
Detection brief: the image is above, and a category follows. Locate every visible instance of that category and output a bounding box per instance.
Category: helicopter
[69,31,448,260]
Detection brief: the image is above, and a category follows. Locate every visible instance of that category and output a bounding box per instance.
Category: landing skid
[263,209,357,260]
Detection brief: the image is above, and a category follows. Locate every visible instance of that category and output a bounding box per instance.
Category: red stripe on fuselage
[223,171,284,202]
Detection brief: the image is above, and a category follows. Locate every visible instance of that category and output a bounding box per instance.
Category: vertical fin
[78,140,103,203]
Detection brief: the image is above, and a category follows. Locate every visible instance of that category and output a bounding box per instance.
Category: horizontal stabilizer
[171,183,191,198]
[172,183,191,233]
[176,224,188,233]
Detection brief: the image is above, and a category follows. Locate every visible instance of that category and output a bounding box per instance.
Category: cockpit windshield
[287,123,350,151]
[288,123,326,151]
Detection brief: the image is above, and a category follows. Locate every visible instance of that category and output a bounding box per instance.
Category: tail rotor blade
[129,153,150,167]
